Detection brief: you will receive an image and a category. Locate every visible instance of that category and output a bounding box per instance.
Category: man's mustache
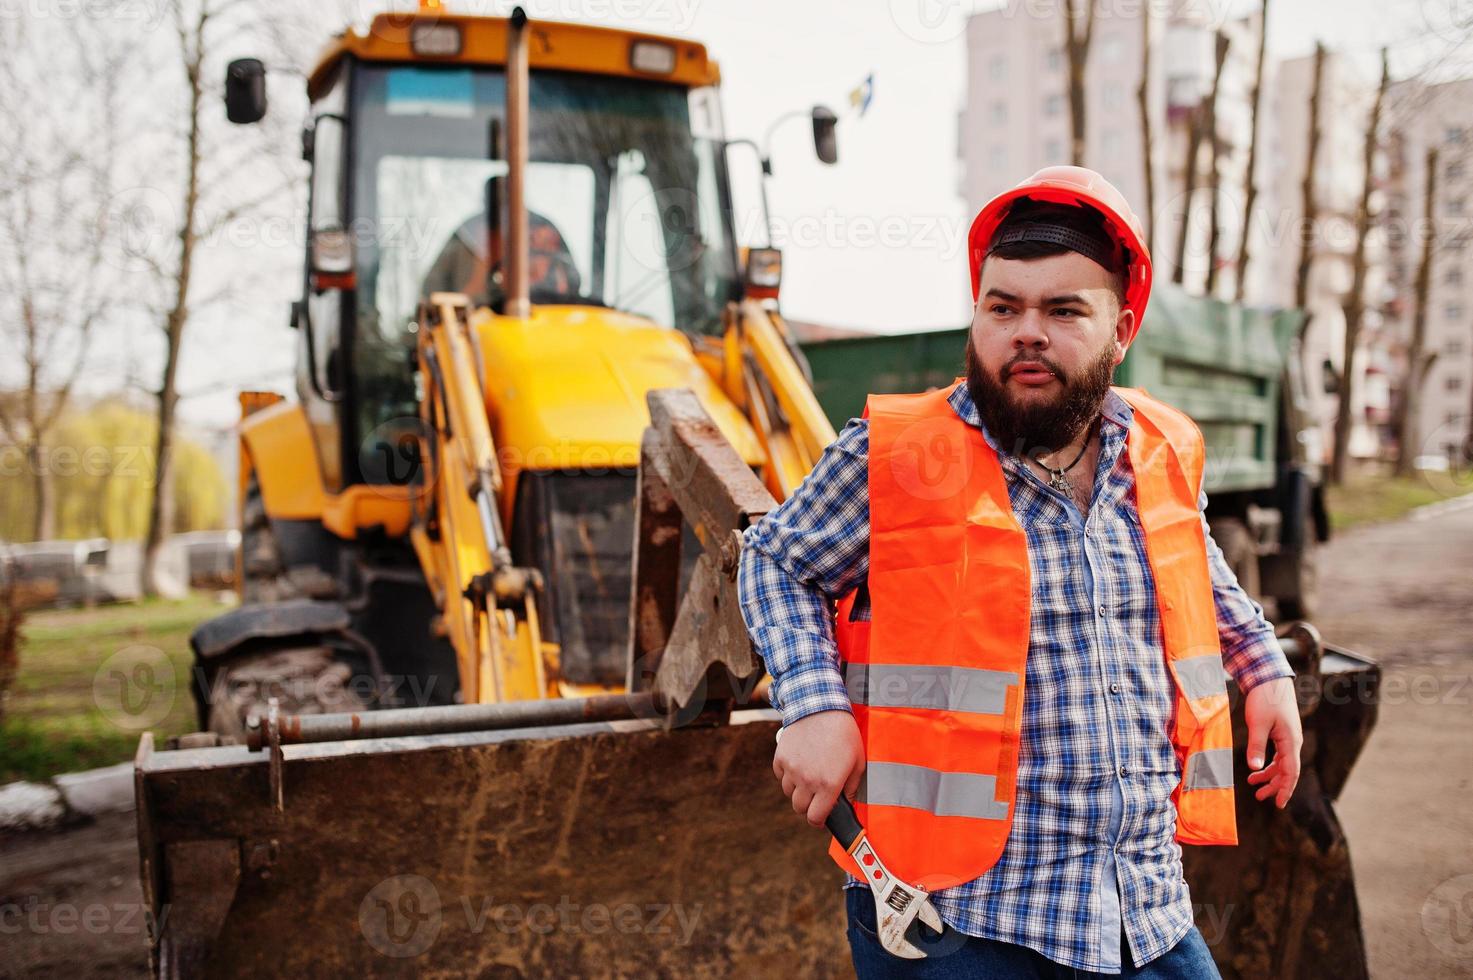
[1000,352,1069,385]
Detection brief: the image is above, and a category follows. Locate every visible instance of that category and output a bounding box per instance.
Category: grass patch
[1326,472,1473,531]
[0,593,228,784]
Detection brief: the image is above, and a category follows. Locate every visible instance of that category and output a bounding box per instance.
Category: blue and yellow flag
[848,73,875,116]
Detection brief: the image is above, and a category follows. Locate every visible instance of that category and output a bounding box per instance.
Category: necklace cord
[1040,427,1092,477]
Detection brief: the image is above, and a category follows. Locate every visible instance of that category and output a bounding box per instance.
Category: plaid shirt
[738,383,1294,974]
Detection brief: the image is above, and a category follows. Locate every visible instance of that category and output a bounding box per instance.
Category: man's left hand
[1243,676,1303,808]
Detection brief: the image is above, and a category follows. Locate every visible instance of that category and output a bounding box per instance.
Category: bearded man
[738,167,1302,979]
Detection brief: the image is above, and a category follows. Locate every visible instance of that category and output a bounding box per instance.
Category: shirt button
[1098,604,1108,618]
[1110,683,1121,694]
[1118,764,1129,778]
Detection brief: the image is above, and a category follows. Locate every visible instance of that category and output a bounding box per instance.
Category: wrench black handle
[826,794,865,852]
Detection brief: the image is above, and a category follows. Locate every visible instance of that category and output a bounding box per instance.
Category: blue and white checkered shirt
[738,383,1294,974]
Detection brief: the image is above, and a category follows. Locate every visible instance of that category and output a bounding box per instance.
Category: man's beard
[964,335,1117,458]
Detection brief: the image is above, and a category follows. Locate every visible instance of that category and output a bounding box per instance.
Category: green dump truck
[799,282,1328,618]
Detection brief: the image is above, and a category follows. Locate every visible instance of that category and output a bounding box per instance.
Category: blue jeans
[845,888,1222,979]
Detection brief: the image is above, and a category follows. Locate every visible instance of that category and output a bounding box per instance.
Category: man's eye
[1053,308,1081,318]
[991,305,1012,316]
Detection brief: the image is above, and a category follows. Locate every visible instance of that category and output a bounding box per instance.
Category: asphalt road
[1318,497,1473,979]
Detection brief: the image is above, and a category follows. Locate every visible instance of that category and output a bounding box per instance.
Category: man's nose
[1011,309,1049,349]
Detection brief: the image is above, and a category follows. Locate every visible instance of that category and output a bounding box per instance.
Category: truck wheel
[205,644,373,741]
[1272,539,1318,621]
[1208,517,1260,601]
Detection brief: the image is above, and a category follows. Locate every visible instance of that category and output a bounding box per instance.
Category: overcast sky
[77,0,1468,431]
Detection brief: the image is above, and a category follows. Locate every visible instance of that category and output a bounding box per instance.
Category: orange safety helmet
[967,166,1152,337]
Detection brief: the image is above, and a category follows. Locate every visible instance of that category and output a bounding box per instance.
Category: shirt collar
[945,378,1134,457]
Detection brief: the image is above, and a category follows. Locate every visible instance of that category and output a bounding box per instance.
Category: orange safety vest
[829,381,1237,891]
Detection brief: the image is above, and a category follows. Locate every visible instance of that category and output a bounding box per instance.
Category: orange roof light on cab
[306,9,721,100]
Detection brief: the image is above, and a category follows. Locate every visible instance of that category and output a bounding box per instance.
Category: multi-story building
[1268,49,1388,462]
[1382,78,1473,465]
[958,0,1276,299]
[958,3,1151,214]
[959,3,1391,464]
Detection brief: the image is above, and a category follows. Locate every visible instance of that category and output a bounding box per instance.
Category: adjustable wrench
[826,795,946,958]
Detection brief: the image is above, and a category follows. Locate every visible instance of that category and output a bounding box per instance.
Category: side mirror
[225,58,267,124]
[812,106,838,166]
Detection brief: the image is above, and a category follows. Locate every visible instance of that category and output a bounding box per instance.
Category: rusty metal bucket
[135,708,849,978]
[1182,631,1379,980]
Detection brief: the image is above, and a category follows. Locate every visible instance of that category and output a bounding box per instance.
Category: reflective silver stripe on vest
[857,761,1010,821]
[842,663,1018,715]
[1183,747,1234,790]
[1174,653,1228,702]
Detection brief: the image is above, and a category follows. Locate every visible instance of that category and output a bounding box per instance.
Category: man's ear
[1113,306,1135,366]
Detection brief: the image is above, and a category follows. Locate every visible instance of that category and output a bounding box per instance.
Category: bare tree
[1137,6,1156,251]
[1173,106,1204,286]
[137,0,299,596]
[1064,0,1097,167]
[140,1,210,596]
[1204,31,1231,297]
[1172,29,1228,289]
[0,14,128,541]
[1234,0,1270,303]
[1330,47,1391,486]
[1294,43,1327,341]
[1396,145,1439,476]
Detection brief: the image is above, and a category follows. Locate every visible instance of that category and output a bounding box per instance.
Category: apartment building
[1383,77,1473,464]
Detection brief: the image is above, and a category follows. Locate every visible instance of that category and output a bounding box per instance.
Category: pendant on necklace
[1048,469,1071,492]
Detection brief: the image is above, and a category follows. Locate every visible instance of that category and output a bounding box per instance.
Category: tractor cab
[225,9,833,491]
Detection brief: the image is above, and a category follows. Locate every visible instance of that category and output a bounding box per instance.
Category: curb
[1407,491,1473,523]
[0,762,134,834]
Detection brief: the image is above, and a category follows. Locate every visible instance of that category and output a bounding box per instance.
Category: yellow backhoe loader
[134,6,1378,977]
[140,6,851,976]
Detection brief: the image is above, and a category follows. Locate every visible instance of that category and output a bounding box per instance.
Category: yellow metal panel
[308,13,719,99]
[240,399,417,539]
[320,485,416,540]
[474,304,765,521]
[741,301,837,465]
[239,401,326,521]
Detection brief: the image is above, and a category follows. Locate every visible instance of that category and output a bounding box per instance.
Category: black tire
[1208,517,1261,602]
[240,470,338,602]
[1260,488,1320,621]
[240,470,288,604]
[205,643,374,741]
[1272,538,1318,621]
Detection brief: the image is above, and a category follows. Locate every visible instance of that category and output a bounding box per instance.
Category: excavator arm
[411,292,546,704]
[712,299,838,501]
[405,292,818,714]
